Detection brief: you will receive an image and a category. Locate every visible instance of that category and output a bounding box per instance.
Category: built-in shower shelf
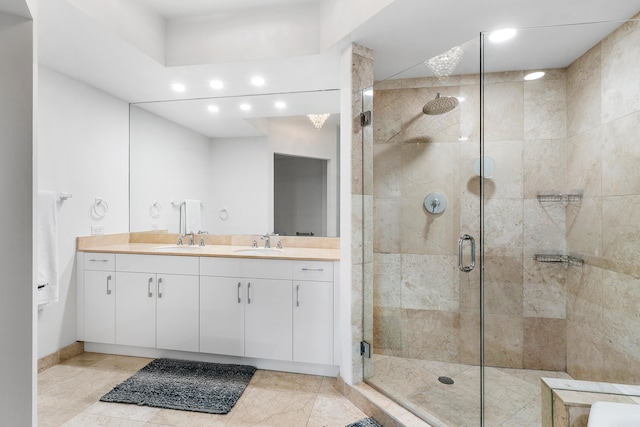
[537,193,583,203]
[534,254,584,267]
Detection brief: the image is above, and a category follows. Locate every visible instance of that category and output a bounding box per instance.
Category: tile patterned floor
[366,355,573,427]
[38,352,368,427]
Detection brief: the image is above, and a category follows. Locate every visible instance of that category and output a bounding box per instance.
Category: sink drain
[438,376,454,385]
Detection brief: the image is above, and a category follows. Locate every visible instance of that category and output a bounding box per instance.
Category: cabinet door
[200,277,244,356]
[245,279,292,361]
[115,272,156,348]
[156,274,199,352]
[293,281,334,365]
[84,270,116,344]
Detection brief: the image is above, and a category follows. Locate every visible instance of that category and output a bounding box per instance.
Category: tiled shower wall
[565,18,640,384]
[371,17,640,378]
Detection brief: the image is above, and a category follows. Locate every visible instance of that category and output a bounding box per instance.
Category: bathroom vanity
[77,233,340,376]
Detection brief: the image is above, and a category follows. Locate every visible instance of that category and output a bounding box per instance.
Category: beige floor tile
[61,412,146,426]
[248,369,325,393]
[147,408,229,427]
[307,393,368,427]
[225,388,317,427]
[84,402,160,422]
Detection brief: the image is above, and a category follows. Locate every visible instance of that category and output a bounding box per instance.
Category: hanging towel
[184,199,202,234]
[37,191,59,308]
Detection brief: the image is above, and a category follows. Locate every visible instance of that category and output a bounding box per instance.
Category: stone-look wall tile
[483,70,523,84]
[401,141,460,200]
[400,196,461,255]
[523,257,567,319]
[458,312,481,365]
[363,261,374,340]
[373,253,401,307]
[352,261,364,383]
[566,127,602,198]
[352,194,364,264]
[460,73,480,86]
[459,83,480,143]
[373,143,401,198]
[541,380,553,427]
[602,195,640,263]
[483,198,524,257]
[400,254,459,312]
[352,52,374,92]
[363,195,374,264]
[566,265,605,381]
[484,314,523,368]
[352,90,364,195]
[484,82,524,142]
[484,141,524,199]
[373,306,403,356]
[523,139,567,199]
[566,196,602,258]
[401,309,460,362]
[524,77,567,140]
[523,199,566,257]
[373,198,401,253]
[567,44,601,137]
[600,21,640,124]
[459,265,480,312]
[373,89,405,145]
[523,317,566,371]
[602,111,640,196]
[483,256,523,316]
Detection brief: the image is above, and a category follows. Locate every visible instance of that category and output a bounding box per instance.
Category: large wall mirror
[129,90,340,237]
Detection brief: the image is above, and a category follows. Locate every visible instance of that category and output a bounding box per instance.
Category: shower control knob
[424,192,447,214]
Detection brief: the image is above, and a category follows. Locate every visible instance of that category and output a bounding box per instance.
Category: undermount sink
[588,401,640,427]
[234,248,283,255]
[152,245,202,252]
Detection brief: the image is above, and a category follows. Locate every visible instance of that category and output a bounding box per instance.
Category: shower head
[422,93,459,115]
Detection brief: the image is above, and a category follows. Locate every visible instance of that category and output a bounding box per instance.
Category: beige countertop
[80,242,340,261]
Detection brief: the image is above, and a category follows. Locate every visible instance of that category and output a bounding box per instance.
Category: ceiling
[36,0,640,137]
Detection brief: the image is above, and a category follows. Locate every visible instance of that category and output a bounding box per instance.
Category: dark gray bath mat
[345,418,383,427]
[100,358,256,414]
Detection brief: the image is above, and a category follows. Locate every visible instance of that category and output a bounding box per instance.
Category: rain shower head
[422,93,459,115]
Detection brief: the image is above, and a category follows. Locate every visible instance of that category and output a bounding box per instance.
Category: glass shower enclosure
[363,16,640,427]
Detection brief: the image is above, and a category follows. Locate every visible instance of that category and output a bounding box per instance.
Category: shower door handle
[458,234,475,272]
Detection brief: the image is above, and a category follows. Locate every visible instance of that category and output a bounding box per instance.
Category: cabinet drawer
[116,254,199,275]
[83,253,115,271]
[200,257,241,277]
[240,258,292,280]
[292,261,333,282]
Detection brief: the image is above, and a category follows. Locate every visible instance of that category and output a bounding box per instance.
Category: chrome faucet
[261,233,271,248]
[178,233,195,246]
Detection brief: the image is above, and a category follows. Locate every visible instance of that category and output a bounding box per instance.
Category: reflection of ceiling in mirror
[134,90,340,138]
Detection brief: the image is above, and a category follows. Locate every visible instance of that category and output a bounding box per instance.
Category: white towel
[37,191,59,308]
[184,199,202,234]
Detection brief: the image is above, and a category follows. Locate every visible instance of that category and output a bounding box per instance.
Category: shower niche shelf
[534,254,584,267]
[537,193,583,203]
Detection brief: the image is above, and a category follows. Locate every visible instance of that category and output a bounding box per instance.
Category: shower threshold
[365,354,572,427]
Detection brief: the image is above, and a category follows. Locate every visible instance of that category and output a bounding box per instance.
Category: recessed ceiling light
[275,101,286,109]
[207,105,219,113]
[251,76,265,86]
[171,83,186,92]
[488,28,517,43]
[524,71,546,81]
[240,103,251,111]
[209,80,224,90]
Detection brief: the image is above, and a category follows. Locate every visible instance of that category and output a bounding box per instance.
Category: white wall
[0,10,34,427]
[209,136,270,235]
[37,66,129,358]
[130,107,213,234]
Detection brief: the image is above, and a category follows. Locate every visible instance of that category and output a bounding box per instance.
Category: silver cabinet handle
[247,282,251,304]
[106,275,112,295]
[147,277,153,297]
[89,259,109,262]
[158,277,163,298]
[296,284,300,307]
[237,282,242,303]
[301,268,324,271]
[458,234,476,272]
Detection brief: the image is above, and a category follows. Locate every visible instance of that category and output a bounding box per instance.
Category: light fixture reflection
[307,113,330,130]
[426,46,464,80]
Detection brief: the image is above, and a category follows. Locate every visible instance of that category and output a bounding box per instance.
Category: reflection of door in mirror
[274,154,327,237]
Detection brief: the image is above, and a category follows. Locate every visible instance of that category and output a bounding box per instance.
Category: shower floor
[366,354,572,427]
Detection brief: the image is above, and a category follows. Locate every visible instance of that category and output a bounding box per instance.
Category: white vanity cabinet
[292,261,334,365]
[82,253,116,344]
[115,254,199,352]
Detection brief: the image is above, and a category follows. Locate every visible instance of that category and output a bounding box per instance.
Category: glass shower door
[363,36,484,426]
